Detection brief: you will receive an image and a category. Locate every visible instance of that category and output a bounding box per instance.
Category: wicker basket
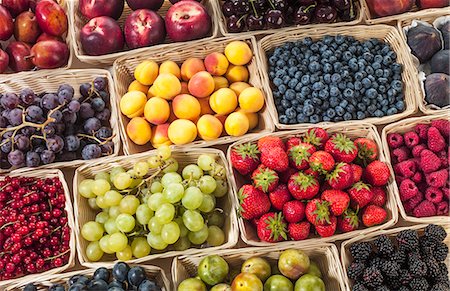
[398,10,450,115]
[0,169,76,288]
[341,223,450,291]
[73,147,239,269]
[6,264,171,291]
[381,111,450,224]
[113,35,275,155]
[69,0,219,65]
[212,0,366,37]
[0,69,121,173]
[172,243,346,290]
[226,122,399,247]
[257,25,419,130]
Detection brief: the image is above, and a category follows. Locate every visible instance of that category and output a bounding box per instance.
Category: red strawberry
[258,136,285,153]
[348,182,374,209]
[305,199,331,225]
[230,142,260,175]
[282,200,305,223]
[288,221,311,241]
[261,147,289,172]
[238,185,271,220]
[355,138,378,165]
[252,165,279,193]
[309,151,335,173]
[324,133,358,163]
[315,215,337,237]
[363,161,390,186]
[288,172,320,200]
[427,126,446,153]
[322,189,350,216]
[289,143,316,170]
[351,164,363,183]
[286,136,302,150]
[371,187,387,207]
[304,167,320,178]
[257,212,288,243]
[269,184,292,211]
[303,127,329,148]
[337,209,359,232]
[279,167,297,184]
[326,162,354,190]
[362,205,387,227]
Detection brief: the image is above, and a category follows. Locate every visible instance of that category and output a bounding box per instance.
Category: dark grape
[112,262,129,283]
[100,141,114,154]
[84,117,101,134]
[81,144,102,160]
[93,267,110,282]
[128,266,146,287]
[43,124,56,136]
[80,83,92,98]
[99,91,110,103]
[8,108,23,126]
[0,116,7,128]
[50,110,63,123]
[93,77,107,91]
[24,283,37,291]
[14,134,30,151]
[64,135,80,152]
[91,98,106,112]
[46,136,64,153]
[79,103,95,120]
[54,123,65,135]
[96,108,111,122]
[95,127,113,139]
[49,284,65,291]
[62,110,77,124]
[26,105,44,122]
[1,139,12,153]
[40,150,55,164]
[57,84,75,104]
[26,151,40,167]
[68,100,81,113]
[138,280,161,291]
[34,145,45,154]
[21,126,36,136]
[57,151,77,161]
[20,88,36,105]
[1,93,20,109]
[8,150,25,167]
[40,93,60,110]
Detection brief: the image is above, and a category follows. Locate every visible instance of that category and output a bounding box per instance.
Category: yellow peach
[237,108,259,130]
[168,119,197,145]
[229,81,251,96]
[213,76,229,91]
[181,58,206,81]
[209,88,238,115]
[151,123,172,148]
[199,97,214,115]
[120,91,147,118]
[180,82,189,94]
[159,60,181,79]
[238,87,265,113]
[188,71,215,98]
[144,97,170,125]
[152,73,181,100]
[127,117,152,145]
[172,94,201,121]
[128,80,149,94]
[224,41,252,66]
[197,114,223,141]
[204,52,229,76]
[134,60,159,86]
[225,112,249,137]
[225,65,249,83]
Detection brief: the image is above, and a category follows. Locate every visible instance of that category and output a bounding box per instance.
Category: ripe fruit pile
[79,147,228,262]
[121,40,265,147]
[178,249,325,291]
[347,224,449,291]
[221,0,358,33]
[0,176,71,281]
[0,77,115,170]
[387,119,449,218]
[79,0,212,56]
[0,0,69,73]
[366,0,448,18]
[231,128,391,243]
[24,262,162,291]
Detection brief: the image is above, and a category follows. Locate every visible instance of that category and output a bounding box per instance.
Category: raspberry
[412,144,427,158]
[374,234,395,256]
[394,160,417,178]
[362,266,383,288]
[420,149,442,173]
[387,133,404,149]
[397,229,419,252]
[437,150,449,167]
[413,200,437,218]
[436,201,449,216]
[428,127,446,153]
[399,179,418,201]
[409,277,429,291]
[442,187,450,200]
[371,187,387,207]
[347,261,366,280]
[404,131,420,148]
[415,123,430,140]
[426,169,448,188]
[412,172,423,183]
[403,191,424,214]
[431,119,450,139]
[350,242,372,261]
[392,147,411,163]
[425,187,443,204]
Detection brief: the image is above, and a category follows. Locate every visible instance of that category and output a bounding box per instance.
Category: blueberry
[276,60,286,67]
[303,104,315,116]
[354,81,363,90]
[301,86,311,96]
[331,73,341,84]
[291,99,299,107]
[310,43,319,52]
[330,86,340,97]
[326,108,336,118]
[282,75,291,85]
[330,97,339,107]
[372,62,382,70]
[24,284,37,291]
[323,116,331,122]
[395,101,405,111]
[335,106,345,116]
[372,82,379,90]
[338,82,347,90]
[303,37,313,46]
[285,89,296,100]
[343,112,353,121]
[339,100,349,108]
[368,104,377,114]
[333,62,342,72]
[387,108,398,115]
[357,103,366,111]
[346,82,355,90]
[392,63,402,73]
[323,74,331,84]
[391,80,403,91]
[288,59,298,66]
[308,61,321,72]
[296,113,308,123]
[365,66,374,75]
[296,104,304,112]
[281,99,291,109]
[349,62,359,72]
[312,82,324,91]
[335,35,345,44]
[318,89,329,99]
[273,91,281,99]
[378,77,388,84]
[374,54,383,63]
[347,104,356,113]
[342,70,350,78]
[279,115,289,124]
[310,114,320,123]
[323,63,333,73]
[286,108,296,119]
[374,110,384,117]
[269,56,278,66]
[301,75,311,85]
[292,47,301,56]
[278,84,287,94]
[329,56,338,64]
[288,67,298,77]
[273,77,282,87]
[357,111,366,120]
[311,74,320,83]
[365,88,377,99]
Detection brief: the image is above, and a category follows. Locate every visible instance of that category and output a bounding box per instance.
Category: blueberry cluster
[267,35,406,124]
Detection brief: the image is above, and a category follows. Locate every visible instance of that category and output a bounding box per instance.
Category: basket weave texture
[227,122,399,247]
[113,35,275,155]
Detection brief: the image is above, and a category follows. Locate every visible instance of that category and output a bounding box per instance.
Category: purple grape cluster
[222,0,357,33]
[0,77,114,169]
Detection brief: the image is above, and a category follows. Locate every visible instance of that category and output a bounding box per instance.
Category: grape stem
[77,133,115,146]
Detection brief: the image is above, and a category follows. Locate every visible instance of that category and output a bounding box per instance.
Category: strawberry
[351,164,363,183]
[348,181,374,209]
[257,212,288,243]
[362,205,387,227]
[363,161,390,186]
[269,184,292,211]
[230,142,260,176]
[305,198,331,225]
[322,189,350,216]
[279,167,297,184]
[238,185,271,220]
[304,167,320,178]
[337,209,359,232]
[427,126,446,153]
[288,143,316,170]
[371,187,387,207]
[282,200,305,223]
[303,127,329,148]
[309,151,335,173]
[324,133,358,163]
[326,162,354,190]
[288,172,320,200]
[258,136,285,153]
[252,165,279,193]
[354,138,378,165]
[261,147,289,172]
[286,136,302,150]
[315,215,337,237]
[288,221,311,241]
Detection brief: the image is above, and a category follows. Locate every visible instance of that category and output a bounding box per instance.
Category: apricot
[168,119,197,145]
[147,86,155,99]
[225,112,249,137]
[144,97,170,125]
[213,76,229,91]
[199,97,214,115]
[188,71,215,98]
[128,80,149,94]
[238,87,264,113]
[181,58,205,81]
[237,108,259,130]
[204,52,229,76]
[159,60,181,79]
[172,94,201,121]
[209,88,238,115]
[134,60,159,86]
[225,65,249,83]
[180,82,189,94]
[197,114,223,141]
[152,73,181,100]
[229,81,251,96]
[224,41,252,66]
[127,117,152,145]
[120,91,147,118]
[151,123,172,148]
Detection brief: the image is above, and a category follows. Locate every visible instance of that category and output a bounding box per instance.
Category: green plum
[241,257,272,282]
[264,275,294,291]
[210,283,232,291]
[231,273,263,291]
[198,255,229,285]
[306,261,322,278]
[271,264,281,275]
[294,274,325,291]
[278,250,310,280]
[178,278,207,291]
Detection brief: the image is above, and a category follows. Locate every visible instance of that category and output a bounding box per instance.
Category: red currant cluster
[0,176,71,281]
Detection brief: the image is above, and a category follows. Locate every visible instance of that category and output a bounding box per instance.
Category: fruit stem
[249,0,259,17]
[267,0,275,10]
[44,248,70,261]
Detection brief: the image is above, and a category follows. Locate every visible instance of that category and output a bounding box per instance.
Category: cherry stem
[249,0,259,18]
[267,0,275,10]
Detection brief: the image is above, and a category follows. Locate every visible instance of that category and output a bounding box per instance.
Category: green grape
[212,179,228,198]
[113,172,133,190]
[197,154,215,171]
[86,241,104,262]
[147,233,168,250]
[148,156,162,169]
[207,226,225,246]
[119,195,140,215]
[173,236,191,251]
[134,161,150,177]
[109,206,121,218]
[182,187,203,210]
[95,172,110,182]
[108,232,128,252]
[79,179,95,198]
[199,175,217,194]
[95,195,108,209]
[207,210,225,228]
[182,210,204,232]
[161,172,182,187]
[182,164,203,180]
[116,245,132,261]
[150,181,163,193]
[99,235,115,254]
[155,203,175,224]
[131,237,151,258]
[95,211,109,224]
[88,198,100,210]
[188,225,208,245]
[163,183,184,203]
[198,194,216,213]
[92,179,111,196]
[161,221,181,244]
[116,213,136,233]
[208,164,226,180]
[81,221,104,241]
[109,166,125,182]
[148,217,163,234]
[162,157,178,173]
[129,177,142,189]
[147,192,166,211]
[174,217,189,237]
[104,190,123,207]
[136,204,153,225]
[104,218,119,234]
[157,145,171,160]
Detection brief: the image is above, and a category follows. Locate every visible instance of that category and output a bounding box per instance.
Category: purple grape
[84,117,101,134]
[34,146,45,154]
[8,108,23,126]
[40,150,55,164]
[96,108,111,122]
[20,88,36,105]
[54,123,65,135]
[58,89,74,104]
[50,110,63,123]
[26,151,40,167]
[40,93,60,110]
[62,110,77,124]
[46,136,64,153]
[43,124,56,136]
[79,103,95,120]
[8,150,25,167]
[80,83,92,98]
[0,116,7,128]
[91,98,106,112]
[93,77,107,91]
[26,105,44,122]
[57,151,77,161]
[100,141,114,154]
[95,127,113,139]
[58,84,74,96]
[1,93,20,109]
[14,134,30,151]
[1,139,11,153]
[82,144,102,160]
[20,126,36,136]
[68,100,81,113]
[64,135,80,152]
[99,91,110,103]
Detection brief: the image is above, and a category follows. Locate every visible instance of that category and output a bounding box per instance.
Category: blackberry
[392,250,407,265]
[424,224,447,242]
[408,253,428,277]
[352,282,369,291]
[398,287,411,291]
[348,261,366,280]
[433,263,449,283]
[431,282,450,291]
[384,275,401,289]
[426,258,441,278]
[374,286,390,291]
[381,260,401,277]
[363,266,384,288]
[434,242,449,262]
[370,257,386,270]
[420,237,437,257]
[397,229,420,252]
[409,277,429,291]
[350,242,372,261]
[400,269,414,286]
[374,234,395,257]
